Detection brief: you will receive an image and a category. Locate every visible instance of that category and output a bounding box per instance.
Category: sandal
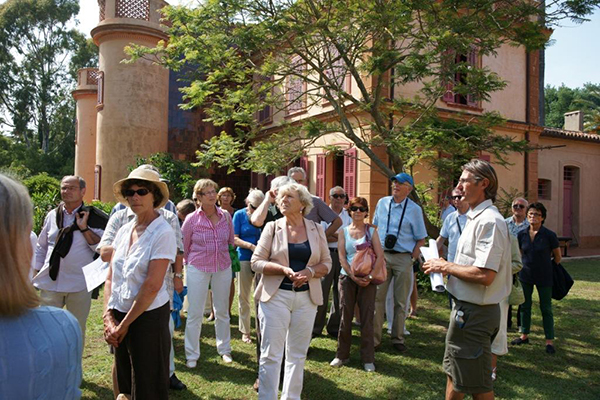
[242,334,252,344]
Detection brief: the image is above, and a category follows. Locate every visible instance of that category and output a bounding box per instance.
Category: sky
[74,2,600,90]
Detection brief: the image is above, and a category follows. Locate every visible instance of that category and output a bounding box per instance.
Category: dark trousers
[336,275,376,363]
[313,248,342,336]
[113,302,170,400]
[520,281,554,339]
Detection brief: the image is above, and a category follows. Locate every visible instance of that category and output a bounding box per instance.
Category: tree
[128,0,599,233]
[0,0,97,154]
[545,83,600,131]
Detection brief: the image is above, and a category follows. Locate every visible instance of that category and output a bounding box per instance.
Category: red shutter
[442,50,455,103]
[316,154,326,200]
[300,156,309,178]
[479,153,491,162]
[343,148,357,199]
[467,47,478,107]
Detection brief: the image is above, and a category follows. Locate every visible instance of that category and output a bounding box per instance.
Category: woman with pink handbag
[330,197,385,372]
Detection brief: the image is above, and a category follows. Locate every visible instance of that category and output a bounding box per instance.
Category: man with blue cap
[372,172,427,352]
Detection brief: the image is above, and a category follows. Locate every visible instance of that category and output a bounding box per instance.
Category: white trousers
[258,290,317,400]
[184,266,232,361]
[169,315,175,376]
[491,297,510,356]
[238,261,254,335]
[40,288,91,342]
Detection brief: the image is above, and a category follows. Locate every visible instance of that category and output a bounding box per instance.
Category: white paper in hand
[82,258,110,293]
[420,239,446,293]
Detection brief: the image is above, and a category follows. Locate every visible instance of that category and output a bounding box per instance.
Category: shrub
[24,173,61,196]
[31,190,60,234]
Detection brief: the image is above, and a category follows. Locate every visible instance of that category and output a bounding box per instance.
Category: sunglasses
[331,194,346,199]
[249,204,257,210]
[451,196,462,200]
[513,204,526,209]
[124,188,150,197]
[350,206,368,212]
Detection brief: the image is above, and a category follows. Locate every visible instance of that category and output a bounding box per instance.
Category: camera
[384,234,397,249]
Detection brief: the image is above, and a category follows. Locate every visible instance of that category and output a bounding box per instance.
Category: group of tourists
[0,158,563,400]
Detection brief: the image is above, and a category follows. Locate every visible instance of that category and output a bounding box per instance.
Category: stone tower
[72,68,99,203]
[90,0,169,201]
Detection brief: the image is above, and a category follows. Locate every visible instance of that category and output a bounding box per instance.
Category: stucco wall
[74,93,98,203]
[538,136,600,246]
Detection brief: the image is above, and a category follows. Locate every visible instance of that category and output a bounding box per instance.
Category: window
[96,71,104,111]
[285,57,306,115]
[538,179,551,200]
[323,45,350,100]
[343,147,357,199]
[442,47,479,108]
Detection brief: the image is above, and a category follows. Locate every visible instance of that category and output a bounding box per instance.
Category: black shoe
[393,343,407,353]
[546,344,556,354]
[510,337,530,345]
[169,373,187,391]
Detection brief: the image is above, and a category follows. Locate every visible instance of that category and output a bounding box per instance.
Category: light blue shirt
[341,225,376,276]
[439,210,468,263]
[372,196,427,253]
[441,205,456,224]
[505,216,530,237]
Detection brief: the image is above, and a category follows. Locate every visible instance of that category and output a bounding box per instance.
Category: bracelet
[306,266,315,278]
[174,272,183,279]
[80,227,90,233]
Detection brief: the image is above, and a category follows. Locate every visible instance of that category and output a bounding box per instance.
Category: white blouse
[108,215,177,313]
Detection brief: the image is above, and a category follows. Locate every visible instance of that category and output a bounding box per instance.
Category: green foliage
[23,173,61,196]
[30,189,60,234]
[0,0,97,178]
[545,83,600,132]
[132,152,207,203]
[496,187,527,218]
[90,200,116,215]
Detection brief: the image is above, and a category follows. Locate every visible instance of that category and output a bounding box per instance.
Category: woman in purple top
[183,179,235,367]
[0,173,82,400]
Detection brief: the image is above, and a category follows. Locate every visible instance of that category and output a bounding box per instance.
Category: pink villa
[74,0,600,248]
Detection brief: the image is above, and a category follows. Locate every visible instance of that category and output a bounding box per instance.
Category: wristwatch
[174,272,184,279]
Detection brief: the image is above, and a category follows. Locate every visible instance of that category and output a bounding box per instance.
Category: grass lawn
[81,259,600,399]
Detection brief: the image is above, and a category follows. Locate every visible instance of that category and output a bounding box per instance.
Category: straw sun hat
[113,166,170,209]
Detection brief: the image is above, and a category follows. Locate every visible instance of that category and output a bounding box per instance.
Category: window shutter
[442,50,455,103]
[300,156,309,178]
[467,47,478,107]
[97,71,104,110]
[316,154,326,200]
[343,148,357,199]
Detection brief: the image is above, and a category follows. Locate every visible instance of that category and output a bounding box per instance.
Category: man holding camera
[372,173,427,352]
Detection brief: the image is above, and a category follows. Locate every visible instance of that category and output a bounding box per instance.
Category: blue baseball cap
[391,173,414,186]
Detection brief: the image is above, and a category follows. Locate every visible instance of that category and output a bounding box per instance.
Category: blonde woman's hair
[193,179,219,198]
[276,183,314,217]
[217,186,236,205]
[0,174,39,316]
[246,188,265,207]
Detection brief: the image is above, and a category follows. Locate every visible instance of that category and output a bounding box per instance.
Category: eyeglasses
[451,196,462,200]
[331,194,346,199]
[249,204,257,210]
[61,186,80,191]
[350,206,368,212]
[513,204,526,210]
[527,212,542,218]
[200,189,217,197]
[124,188,150,197]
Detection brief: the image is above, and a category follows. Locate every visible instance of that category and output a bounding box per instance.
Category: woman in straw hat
[103,167,178,400]
[0,173,83,399]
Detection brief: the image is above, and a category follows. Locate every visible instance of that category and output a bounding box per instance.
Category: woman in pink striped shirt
[182,179,235,367]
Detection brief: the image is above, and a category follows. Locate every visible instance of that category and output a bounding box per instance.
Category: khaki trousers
[373,253,413,346]
[40,288,92,342]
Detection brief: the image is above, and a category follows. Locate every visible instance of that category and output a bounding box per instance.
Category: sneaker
[186,360,197,368]
[510,337,530,345]
[330,357,349,367]
[116,395,131,400]
[222,353,233,363]
[546,344,556,354]
[364,363,376,372]
[169,373,187,390]
[404,328,410,336]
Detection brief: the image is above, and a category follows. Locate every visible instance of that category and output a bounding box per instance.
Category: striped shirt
[182,206,235,272]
